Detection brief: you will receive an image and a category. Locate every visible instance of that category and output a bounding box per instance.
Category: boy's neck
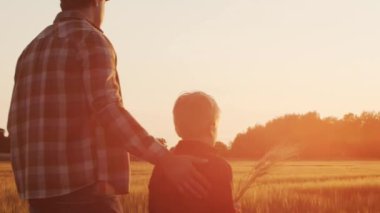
[181,137,215,147]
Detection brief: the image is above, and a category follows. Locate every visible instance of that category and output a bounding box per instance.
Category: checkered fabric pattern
[8,11,168,199]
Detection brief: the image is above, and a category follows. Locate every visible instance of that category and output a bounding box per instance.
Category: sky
[0,0,379,147]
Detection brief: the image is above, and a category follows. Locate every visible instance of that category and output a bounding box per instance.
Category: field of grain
[1,161,380,213]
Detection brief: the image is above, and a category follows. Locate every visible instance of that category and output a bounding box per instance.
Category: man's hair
[173,91,220,139]
[60,0,93,11]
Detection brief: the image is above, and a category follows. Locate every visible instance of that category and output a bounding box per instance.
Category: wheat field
[1,161,380,213]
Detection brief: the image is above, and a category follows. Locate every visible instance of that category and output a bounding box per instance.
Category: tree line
[227,111,380,160]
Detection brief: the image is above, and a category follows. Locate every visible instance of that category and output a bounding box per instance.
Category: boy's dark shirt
[149,140,236,213]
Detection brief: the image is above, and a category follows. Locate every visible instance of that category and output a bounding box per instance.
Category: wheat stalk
[234,145,298,202]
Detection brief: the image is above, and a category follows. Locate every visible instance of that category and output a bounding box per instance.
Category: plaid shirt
[7,11,168,199]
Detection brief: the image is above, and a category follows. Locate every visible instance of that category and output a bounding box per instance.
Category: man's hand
[157,153,210,199]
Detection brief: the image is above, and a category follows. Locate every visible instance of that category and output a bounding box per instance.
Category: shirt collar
[174,140,216,156]
[53,11,103,33]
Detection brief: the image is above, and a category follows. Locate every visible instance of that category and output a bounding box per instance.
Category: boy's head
[173,92,220,144]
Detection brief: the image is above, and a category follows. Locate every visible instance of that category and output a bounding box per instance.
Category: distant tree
[214,141,229,157]
[156,138,168,148]
[229,111,380,160]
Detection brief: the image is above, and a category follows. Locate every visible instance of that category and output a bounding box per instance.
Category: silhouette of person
[149,92,237,213]
[8,1,208,212]
[0,129,5,142]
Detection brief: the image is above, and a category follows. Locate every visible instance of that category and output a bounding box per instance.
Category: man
[0,129,4,143]
[149,92,237,213]
[0,129,10,154]
[7,0,208,212]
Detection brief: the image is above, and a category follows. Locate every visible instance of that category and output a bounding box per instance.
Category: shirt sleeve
[79,30,169,164]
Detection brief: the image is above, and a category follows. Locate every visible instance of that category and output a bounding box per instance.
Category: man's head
[60,0,108,28]
[173,92,220,144]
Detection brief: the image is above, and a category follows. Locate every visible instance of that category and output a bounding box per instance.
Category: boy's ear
[201,121,215,137]
[208,120,217,129]
[209,121,218,137]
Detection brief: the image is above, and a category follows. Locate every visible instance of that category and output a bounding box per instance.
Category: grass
[1,161,380,213]
[234,145,298,202]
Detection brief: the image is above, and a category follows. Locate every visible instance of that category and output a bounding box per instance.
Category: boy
[149,92,236,213]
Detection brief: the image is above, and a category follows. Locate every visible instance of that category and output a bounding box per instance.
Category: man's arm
[79,31,167,164]
[79,31,209,197]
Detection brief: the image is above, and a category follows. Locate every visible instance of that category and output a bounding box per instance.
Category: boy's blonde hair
[173,91,220,139]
